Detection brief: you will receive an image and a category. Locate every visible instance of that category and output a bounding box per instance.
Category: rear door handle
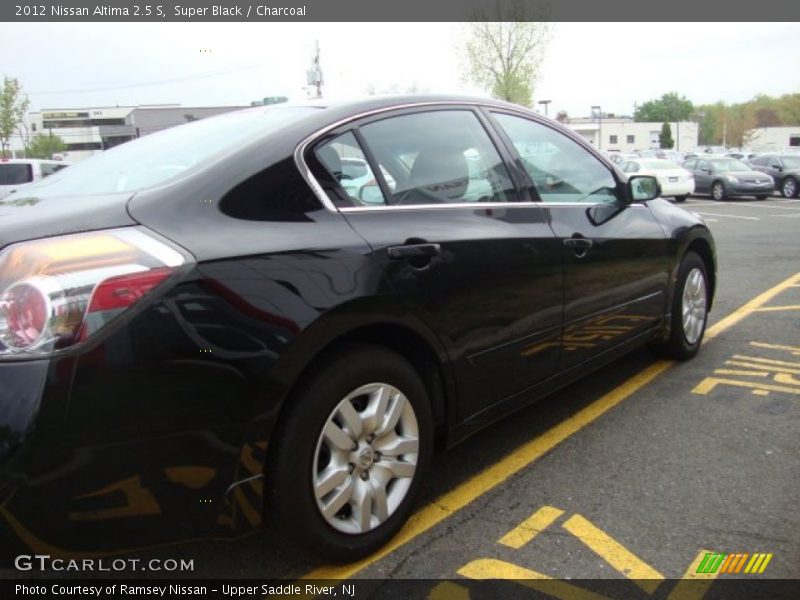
[387,243,441,260]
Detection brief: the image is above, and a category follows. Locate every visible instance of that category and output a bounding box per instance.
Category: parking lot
[6,195,798,598]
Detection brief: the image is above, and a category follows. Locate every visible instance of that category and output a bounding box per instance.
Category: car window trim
[295,100,539,213]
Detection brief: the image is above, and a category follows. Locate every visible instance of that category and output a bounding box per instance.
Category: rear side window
[492,112,619,204]
[0,163,33,185]
[358,110,518,205]
[315,131,385,206]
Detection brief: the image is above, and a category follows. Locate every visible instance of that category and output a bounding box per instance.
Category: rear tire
[673,195,687,203]
[651,251,709,360]
[264,343,433,562]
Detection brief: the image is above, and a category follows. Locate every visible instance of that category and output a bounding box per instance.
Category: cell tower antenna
[306,40,323,99]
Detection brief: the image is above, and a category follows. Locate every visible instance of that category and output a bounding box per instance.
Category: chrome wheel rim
[712,183,723,200]
[312,382,419,534]
[783,178,796,198]
[681,267,707,345]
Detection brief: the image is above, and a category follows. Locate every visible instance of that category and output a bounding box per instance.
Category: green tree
[463,11,551,107]
[659,123,674,149]
[0,76,30,158]
[25,133,66,159]
[776,93,800,125]
[635,92,693,123]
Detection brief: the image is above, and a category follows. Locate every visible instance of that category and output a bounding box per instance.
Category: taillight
[0,228,191,357]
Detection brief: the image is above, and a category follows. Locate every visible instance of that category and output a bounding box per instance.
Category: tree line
[635,91,800,148]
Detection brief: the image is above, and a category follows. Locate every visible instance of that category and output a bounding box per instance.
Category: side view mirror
[771,164,782,170]
[358,183,384,205]
[702,168,711,174]
[627,175,660,202]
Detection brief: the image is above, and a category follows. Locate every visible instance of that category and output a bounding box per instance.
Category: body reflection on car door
[489,111,670,370]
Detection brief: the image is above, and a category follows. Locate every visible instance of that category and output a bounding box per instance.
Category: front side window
[357,110,518,205]
[492,112,619,204]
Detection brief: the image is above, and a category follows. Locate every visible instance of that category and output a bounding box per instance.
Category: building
[563,117,699,153]
[24,104,249,162]
[747,126,800,152]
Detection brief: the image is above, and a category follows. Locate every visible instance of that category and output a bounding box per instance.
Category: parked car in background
[0,158,71,200]
[0,95,717,562]
[654,149,684,164]
[747,153,800,198]
[619,158,694,202]
[683,156,774,200]
[608,152,638,165]
[701,146,728,156]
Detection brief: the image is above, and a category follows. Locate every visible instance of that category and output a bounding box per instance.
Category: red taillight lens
[87,267,172,313]
[0,228,190,356]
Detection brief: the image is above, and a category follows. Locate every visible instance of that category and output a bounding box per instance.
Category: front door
[306,107,563,421]
[488,110,670,370]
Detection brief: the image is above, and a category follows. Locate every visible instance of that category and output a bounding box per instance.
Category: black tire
[711,181,727,201]
[781,177,798,199]
[264,343,433,562]
[755,195,768,200]
[651,251,709,360]
[674,195,687,203]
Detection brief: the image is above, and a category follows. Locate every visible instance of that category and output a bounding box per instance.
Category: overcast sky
[2,22,798,118]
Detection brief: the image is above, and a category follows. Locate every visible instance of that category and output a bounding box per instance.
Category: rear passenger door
[488,110,670,370]
[306,106,563,421]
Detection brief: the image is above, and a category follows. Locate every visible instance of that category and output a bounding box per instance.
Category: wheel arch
[264,300,457,459]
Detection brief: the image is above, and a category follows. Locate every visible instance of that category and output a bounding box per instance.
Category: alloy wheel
[681,267,707,345]
[783,178,797,198]
[312,382,419,534]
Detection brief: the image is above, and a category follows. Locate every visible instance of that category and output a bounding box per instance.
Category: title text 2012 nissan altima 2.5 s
[0,96,715,562]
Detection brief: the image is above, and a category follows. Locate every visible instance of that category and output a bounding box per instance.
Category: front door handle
[387,243,441,260]
[563,235,593,258]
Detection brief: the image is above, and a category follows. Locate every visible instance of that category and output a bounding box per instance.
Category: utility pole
[306,40,323,100]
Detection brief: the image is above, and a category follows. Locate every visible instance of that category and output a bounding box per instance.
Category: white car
[619,158,694,202]
[0,158,72,200]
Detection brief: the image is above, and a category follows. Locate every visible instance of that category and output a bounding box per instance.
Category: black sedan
[0,96,716,563]
[747,153,800,198]
[682,156,775,200]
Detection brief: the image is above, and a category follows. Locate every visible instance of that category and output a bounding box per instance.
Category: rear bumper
[658,180,694,197]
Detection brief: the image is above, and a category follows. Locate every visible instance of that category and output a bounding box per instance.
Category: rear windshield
[640,159,679,170]
[0,163,33,185]
[20,106,316,196]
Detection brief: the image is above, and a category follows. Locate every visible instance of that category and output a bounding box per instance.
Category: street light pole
[538,99,551,117]
[592,105,602,150]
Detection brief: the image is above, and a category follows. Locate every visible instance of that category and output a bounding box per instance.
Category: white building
[747,126,800,152]
[18,104,248,162]
[563,117,699,153]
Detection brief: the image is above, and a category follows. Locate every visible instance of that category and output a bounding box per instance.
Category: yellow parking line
[497,505,564,549]
[753,304,800,312]
[301,271,800,582]
[458,559,613,600]
[703,272,800,341]
[666,549,720,600]
[561,514,664,593]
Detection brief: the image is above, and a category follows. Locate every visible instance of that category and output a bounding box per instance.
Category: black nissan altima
[0,96,715,563]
